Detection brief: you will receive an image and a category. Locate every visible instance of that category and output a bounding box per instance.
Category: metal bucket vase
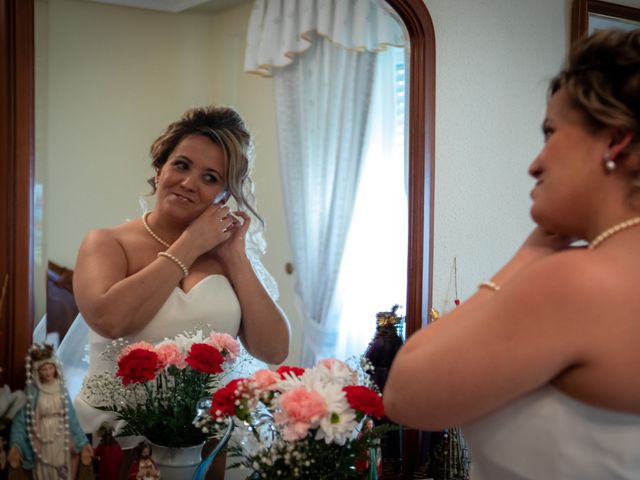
[150,442,204,480]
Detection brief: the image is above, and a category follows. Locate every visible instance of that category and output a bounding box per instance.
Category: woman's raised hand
[488,226,577,290]
[182,204,236,256]
[215,210,251,265]
[520,226,577,257]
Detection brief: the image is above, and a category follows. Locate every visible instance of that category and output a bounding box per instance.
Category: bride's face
[155,134,228,222]
[38,363,57,384]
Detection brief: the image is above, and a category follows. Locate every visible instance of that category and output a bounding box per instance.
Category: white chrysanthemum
[172,329,206,352]
[313,381,358,445]
[314,359,358,388]
[275,371,306,392]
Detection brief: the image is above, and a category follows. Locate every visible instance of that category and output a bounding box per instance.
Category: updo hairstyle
[148,105,262,224]
[549,29,640,166]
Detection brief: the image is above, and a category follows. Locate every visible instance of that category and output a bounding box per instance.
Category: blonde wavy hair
[549,29,640,184]
[148,105,263,225]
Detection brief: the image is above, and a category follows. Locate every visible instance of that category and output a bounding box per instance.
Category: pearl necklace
[589,216,640,249]
[142,212,171,248]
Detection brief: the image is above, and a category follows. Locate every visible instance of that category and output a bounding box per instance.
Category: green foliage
[101,366,217,447]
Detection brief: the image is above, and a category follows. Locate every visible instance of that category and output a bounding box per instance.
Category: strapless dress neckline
[176,273,226,295]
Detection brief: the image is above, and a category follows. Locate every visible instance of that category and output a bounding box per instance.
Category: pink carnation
[207,332,241,361]
[251,369,280,390]
[275,387,327,441]
[119,341,155,360]
[156,342,186,369]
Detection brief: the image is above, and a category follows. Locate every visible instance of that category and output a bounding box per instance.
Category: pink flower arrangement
[205,358,389,479]
[86,329,241,448]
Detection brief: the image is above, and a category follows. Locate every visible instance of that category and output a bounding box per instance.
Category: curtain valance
[244,0,405,76]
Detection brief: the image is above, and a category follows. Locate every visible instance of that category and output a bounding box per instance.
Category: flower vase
[150,442,204,480]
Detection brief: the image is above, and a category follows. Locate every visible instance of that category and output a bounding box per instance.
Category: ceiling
[82,0,250,14]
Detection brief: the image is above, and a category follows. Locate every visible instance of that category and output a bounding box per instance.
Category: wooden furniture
[46,261,79,342]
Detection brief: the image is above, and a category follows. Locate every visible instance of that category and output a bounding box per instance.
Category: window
[334,47,408,360]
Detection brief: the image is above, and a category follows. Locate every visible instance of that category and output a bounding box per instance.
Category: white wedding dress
[59,272,271,479]
[73,274,242,437]
[462,384,640,479]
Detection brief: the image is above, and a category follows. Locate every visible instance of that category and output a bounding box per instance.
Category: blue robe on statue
[9,383,88,470]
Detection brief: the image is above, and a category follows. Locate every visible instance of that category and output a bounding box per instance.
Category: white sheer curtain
[334,46,407,361]
[245,0,404,366]
[274,39,375,366]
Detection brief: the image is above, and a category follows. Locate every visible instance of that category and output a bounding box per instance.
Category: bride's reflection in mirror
[35,0,408,379]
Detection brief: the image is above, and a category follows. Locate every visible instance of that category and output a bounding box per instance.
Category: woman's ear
[609,130,634,162]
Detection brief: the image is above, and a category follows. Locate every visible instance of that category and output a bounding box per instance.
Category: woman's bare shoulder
[79,220,140,249]
[503,248,632,334]
[513,248,616,297]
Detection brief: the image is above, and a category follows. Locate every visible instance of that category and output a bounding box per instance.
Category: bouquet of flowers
[200,358,391,479]
[83,329,241,448]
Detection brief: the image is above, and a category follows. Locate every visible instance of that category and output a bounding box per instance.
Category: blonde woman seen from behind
[384,29,640,479]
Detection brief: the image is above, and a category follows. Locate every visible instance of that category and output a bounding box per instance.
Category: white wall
[424,0,568,313]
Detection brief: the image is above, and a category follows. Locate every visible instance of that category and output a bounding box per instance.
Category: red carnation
[343,386,385,418]
[186,343,224,374]
[276,365,305,379]
[116,348,160,385]
[210,378,248,418]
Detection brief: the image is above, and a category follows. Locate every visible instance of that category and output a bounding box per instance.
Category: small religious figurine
[7,343,92,479]
[355,418,382,479]
[364,305,404,477]
[128,442,160,480]
[93,422,122,480]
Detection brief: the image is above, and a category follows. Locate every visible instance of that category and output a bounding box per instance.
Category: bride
[66,105,290,440]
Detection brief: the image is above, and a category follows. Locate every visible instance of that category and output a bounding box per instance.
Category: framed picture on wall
[571,0,640,42]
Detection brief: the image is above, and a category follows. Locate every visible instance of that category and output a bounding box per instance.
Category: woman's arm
[73,229,194,338]
[227,255,290,364]
[383,248,602,430]
[74,205,234,339]
[216,212,290,364]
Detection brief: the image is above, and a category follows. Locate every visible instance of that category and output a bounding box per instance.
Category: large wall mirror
[2,0,432,475]
[1,0,433,426]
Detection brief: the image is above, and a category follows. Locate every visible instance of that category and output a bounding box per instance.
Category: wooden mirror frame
[0,0,35,389]
[571,0,640,42]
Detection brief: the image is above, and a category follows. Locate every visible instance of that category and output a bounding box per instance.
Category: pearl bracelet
[157,252,189,278]
[478,280,501,292]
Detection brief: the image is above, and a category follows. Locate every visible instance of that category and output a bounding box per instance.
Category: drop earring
[604,151,616,172]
